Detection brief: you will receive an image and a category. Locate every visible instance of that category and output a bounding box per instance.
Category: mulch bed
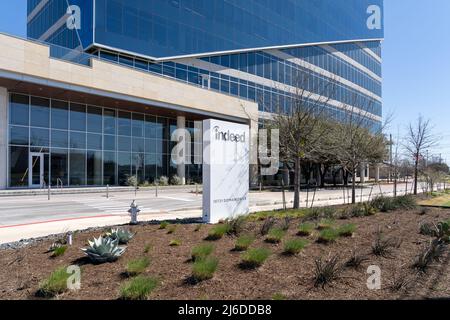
[0,207,449,300]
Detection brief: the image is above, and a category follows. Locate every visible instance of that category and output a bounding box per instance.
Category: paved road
[0,181,434,227]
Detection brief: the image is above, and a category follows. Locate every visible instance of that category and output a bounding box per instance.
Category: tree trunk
[319,164,328,188]
[293,157,301,209]
[414,157,419,195]
[342,168,349,186]
[352,168,357,204]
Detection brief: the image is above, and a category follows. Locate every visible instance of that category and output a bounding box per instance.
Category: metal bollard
[106,184,109,199]
[48,183,51,201]
[67,232,73,246]
[196,184,198,196]
[155,183,158,198]
[128,200,141,225]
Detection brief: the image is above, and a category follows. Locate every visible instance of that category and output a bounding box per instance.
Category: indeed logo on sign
[213,126,246,143]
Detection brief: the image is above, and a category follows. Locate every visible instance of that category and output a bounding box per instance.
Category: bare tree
[270,73,336,209]
[404,116,437,195]
[333,96,388,204]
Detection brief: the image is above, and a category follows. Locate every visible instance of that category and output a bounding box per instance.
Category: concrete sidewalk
[0,181,435,245]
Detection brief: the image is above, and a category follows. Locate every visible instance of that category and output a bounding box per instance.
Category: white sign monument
[203,119,250,223]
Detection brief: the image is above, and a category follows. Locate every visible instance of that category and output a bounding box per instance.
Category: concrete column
[176,116,186,185]
[360,163,366,184]
[0,87,7,189]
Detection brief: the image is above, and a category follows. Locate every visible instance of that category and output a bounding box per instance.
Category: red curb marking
[0,214,116,229]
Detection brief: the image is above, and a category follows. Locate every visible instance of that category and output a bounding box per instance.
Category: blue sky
[0,0,449,162]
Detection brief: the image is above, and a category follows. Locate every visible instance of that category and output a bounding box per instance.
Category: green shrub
[167,225,177,234]
[191,243,214,261]
[337,224,356,237]
[317,219,335,230]
[266,228,286,244]
[297,223,314,236]
[317,229,339,244]
[119,276,159,300]
[283,239,308,255]
[37,266,71,298]
[225,216,247,236]
[240,248,271,269]
[206,224,231,240]
[159,221,169,229]
[192,257,219,282]
[371,195,417,212]
[371,196,394,212]
[169,239,182,246]
[51,245,67,258]
[392,195,417,210]
[321,207,337,219]
[126,257,150,276]
[170,175,183,185]
[349,203,377,217]
[234,235,255,251]
[158,176,169,186]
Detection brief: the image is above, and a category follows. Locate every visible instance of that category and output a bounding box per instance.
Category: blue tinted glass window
[30,97,50,128]
[118,111,131,136]
[30,128,49,147]
[70,104,86,131]
[9,94,29,126]
[51,100,69,130]
[87,133,102,150]
[52,130,68,148]
[9,126,29,146]
[87,106,103,133]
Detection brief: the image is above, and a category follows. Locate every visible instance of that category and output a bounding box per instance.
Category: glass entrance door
[29,153,44,188]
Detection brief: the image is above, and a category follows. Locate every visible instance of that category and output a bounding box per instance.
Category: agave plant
[107,228,135,244]
[82,236,126,264]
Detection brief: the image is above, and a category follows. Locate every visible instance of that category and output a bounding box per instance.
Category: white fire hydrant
[128,200,140,225]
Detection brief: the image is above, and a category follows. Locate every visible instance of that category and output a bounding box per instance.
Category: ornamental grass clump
[51,245,68,258]
[37,266,71,298]
[317,229,339,244]
[191,243,214,262]
[317,219,335,230]
[240,248,271,269]
[191,257,219,282]
[119,276,159,300]
[283,239,308,255]
[234,235,255,251]
[265,228,286,244]
[126,257,150,277]
[337,224,356,237]
[297,223,315,236]
[206,224,231,240]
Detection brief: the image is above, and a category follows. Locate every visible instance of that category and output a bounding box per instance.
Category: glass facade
[8,93,202,188]
[24,0,384,187]
[92,40,383,130]
[93,0,383,59]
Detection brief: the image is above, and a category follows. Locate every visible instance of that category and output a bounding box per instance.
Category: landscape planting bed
[0,202,449,300]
